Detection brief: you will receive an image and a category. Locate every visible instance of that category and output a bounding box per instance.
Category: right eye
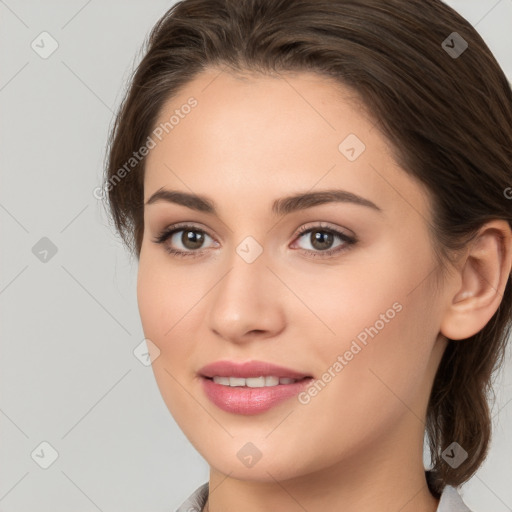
[152,223,218,258]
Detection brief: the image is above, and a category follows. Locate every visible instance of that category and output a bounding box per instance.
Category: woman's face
[137,69,450,482]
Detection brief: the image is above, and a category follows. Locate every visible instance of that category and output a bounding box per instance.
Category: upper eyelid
[158,221,352,238]
[296,221,354,236]
[167,222,216,242]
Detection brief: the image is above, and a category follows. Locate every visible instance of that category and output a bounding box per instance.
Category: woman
[102,0,512,510]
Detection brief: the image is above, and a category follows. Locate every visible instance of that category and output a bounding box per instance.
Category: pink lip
[198,360,313,415]
[198,360,312,379]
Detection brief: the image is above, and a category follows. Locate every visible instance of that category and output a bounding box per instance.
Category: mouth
[198,360,314,415]
[202,375,313,387]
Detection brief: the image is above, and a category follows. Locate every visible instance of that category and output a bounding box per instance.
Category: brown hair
[103,0,512,497]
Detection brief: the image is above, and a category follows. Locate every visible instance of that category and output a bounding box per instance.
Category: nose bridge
[219,230,269,296]
[206,235,284,341]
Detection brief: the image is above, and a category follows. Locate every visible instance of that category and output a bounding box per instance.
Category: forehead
[143,69,431,222]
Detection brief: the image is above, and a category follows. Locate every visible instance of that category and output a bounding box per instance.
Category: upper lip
[199,360,312,379]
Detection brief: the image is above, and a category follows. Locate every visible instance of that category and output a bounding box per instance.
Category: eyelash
[152,222,357,260]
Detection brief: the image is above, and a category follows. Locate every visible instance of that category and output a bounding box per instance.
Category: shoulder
[437,484,473,512]
[175,482,209,512]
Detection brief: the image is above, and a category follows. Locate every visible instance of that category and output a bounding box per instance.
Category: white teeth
[265,376,280,386]
[211,376,299,387]
[212,376,230,385]
[245,376,266,387]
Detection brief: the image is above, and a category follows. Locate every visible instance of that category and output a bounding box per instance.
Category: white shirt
[175,481,473,512]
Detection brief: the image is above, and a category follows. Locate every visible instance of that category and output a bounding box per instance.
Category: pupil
[312,230,333,250]
[183,230,204,250]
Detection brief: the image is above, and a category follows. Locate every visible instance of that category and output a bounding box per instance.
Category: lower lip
[201,376,313,415]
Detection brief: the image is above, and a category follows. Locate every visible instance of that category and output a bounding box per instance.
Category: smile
[210,376,302,387]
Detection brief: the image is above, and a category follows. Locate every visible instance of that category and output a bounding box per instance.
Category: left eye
[292,226,356,255]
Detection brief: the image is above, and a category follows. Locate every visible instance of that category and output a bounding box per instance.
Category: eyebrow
[145,187,382,215]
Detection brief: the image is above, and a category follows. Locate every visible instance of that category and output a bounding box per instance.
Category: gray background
[1,1,511,511]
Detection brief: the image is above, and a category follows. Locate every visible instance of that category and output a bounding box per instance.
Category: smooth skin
[137,68,512,512]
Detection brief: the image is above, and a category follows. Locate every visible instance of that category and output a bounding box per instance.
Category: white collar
[176,482,473,511]
[436,484,472,512]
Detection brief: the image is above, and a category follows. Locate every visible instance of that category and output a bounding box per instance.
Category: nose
[206,245,286,344]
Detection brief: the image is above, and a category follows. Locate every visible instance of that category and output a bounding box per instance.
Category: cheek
[310,288,437,443]
[296,249,438,425]
[136,250,216,387]
[136,259,203,420]
[136,246,202,343]
[287,301,432,473]
[136,255,194,373]
[136,264,168,346]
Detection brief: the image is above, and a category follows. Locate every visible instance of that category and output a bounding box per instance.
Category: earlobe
[440,220,512,341]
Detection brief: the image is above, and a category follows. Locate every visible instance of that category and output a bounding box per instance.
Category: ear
[440,220,512,341]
